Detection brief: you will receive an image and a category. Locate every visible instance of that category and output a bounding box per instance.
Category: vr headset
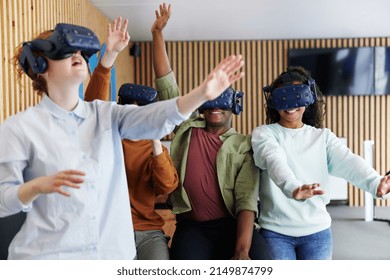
[263,73,317,110]
[19,23,101,77]
[198,87,244,115]
[118,83,157,106]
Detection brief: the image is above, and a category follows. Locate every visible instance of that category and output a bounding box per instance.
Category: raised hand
[100,16,130,68]
[293,183,324,200]
[377,175,390,197]
[176,55,244,116]
[151,3,171,33]
[106,16,130,53]
[201,55,245,101]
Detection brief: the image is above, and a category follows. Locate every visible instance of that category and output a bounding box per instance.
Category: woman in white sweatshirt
[251,66,390,260]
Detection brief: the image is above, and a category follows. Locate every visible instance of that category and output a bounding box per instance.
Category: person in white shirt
[0,17,245,260]
[251,66,390,260]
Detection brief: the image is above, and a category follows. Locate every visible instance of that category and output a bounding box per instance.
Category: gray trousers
[134,230,170,260]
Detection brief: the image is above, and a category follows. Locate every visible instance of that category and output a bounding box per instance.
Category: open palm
[106,16,130,53]
[202,55,244,101]
[293,183,324,200]
[377,175,390,197]
[152,3,171,33]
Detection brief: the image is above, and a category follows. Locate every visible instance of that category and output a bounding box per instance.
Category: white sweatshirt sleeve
[251,125,302,199]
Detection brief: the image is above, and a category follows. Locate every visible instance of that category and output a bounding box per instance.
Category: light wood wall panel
[0,0,133,124]
[134,38,390,207]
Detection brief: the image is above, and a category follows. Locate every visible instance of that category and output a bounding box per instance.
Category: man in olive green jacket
[170,119,258,217]
[166,87,270,260]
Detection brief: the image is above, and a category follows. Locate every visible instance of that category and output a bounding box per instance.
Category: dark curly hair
[264,66,326,128]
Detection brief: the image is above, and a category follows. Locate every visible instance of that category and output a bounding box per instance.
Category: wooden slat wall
[0,0,133,123]
[134,38,390,207]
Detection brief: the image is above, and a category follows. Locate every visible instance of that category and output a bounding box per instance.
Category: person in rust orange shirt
[85,3,179,259]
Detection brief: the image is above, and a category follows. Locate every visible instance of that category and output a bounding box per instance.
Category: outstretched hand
[175,55,244,116]
[18,170,85,206]
[377,175,390,197]
[201,55,245,101]
[151,2,171,33]
[32,170,85,197]
[293,183,324,200]
[106,16,130,54]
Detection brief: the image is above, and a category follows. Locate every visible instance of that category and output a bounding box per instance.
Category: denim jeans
[134,230,171,260]
[260,227,332,260]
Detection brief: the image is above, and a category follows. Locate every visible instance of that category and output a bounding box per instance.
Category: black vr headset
[19,23,101,78]
[198,87,244,115]
[118,83,157,106]
[263,72,317,110]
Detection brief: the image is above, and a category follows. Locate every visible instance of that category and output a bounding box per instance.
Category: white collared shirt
[0,95,187,259]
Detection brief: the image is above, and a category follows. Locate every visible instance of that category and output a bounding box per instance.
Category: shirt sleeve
[326,129,382,197]
[251,125,302,199]
[154,71,180,101]
[84,62,111,102]
[234,150,260,216]
[116,98,191,141]
[0,121,32,217]
[151,146,179,195]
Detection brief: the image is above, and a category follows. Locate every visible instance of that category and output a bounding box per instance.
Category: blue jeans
[260,228,332,260]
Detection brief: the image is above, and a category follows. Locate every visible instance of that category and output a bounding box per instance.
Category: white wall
[91,0,390,41]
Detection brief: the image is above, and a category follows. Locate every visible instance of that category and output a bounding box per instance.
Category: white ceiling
[90,0,390,42]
